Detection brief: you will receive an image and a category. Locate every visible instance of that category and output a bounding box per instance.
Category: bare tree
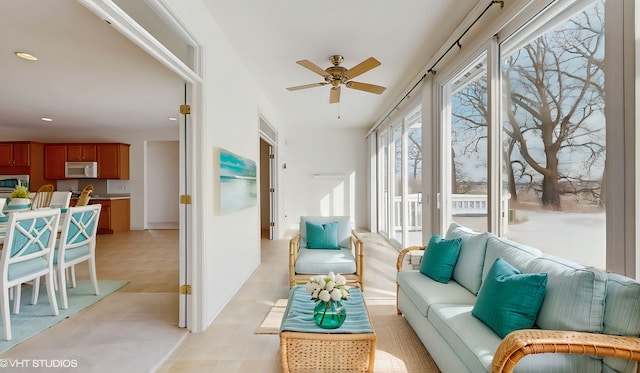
[502,4,604,209]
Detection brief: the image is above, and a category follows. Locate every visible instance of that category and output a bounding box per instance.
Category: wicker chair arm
[289,234,301,262]
[350,230,363,255]
[492,329,640,373]
[396,245,426,272]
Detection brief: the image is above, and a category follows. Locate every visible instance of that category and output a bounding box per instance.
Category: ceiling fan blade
[286,82,327,91]
[329,86,341,104]
[296,60,328,77]
[346,81,386,95]
[345,57,381,79]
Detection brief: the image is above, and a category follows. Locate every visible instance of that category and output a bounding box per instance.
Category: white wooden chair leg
[13,286,22,314]
[2,288,12,340]
[45,272,58,315]
[70,265,77,288]
[31,277,41,305]
[90,259,99,295]
[59,265,68,310]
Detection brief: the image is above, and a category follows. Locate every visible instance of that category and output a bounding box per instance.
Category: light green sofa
[396,223,640,373]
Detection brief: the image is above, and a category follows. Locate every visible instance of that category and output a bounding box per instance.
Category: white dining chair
[0,209,60,340]
[54,204,101,310]
[50,191,72,209]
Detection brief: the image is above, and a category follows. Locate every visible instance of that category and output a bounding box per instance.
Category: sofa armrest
[396,245,426,272]
[492,329,640,373]
[395,245,426,315]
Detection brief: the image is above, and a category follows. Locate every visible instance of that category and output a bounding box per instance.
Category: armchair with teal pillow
[289,216,364,289]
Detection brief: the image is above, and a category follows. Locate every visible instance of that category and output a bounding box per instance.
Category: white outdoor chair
[54,204,101,309]
[0,209,61,340]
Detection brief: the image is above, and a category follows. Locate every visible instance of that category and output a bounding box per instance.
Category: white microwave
[65,162,98,179]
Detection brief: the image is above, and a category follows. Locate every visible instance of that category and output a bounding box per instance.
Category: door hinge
[269,222,275,227]
[179,284,192,295]
[180,194,192,204]
[269,154,275,159]
[269,188,275,193]
[180,104,191,115]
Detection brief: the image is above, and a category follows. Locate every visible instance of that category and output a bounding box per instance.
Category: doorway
[260,117,278,240]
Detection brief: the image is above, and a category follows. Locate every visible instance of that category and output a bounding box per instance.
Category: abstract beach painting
[219,148,257,214]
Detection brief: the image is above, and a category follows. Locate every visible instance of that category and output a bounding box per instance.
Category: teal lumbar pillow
[306,221,340,249]
[472,257,548,338]
[419,234,462,283]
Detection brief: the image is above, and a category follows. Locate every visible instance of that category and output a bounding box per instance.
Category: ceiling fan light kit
[287,55,386,104]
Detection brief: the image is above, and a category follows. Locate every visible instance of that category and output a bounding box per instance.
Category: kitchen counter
[70,194,130,201]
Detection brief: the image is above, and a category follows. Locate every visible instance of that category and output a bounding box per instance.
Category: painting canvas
[219,148,257,214]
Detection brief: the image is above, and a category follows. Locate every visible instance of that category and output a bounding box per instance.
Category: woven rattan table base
[280,331,376,372]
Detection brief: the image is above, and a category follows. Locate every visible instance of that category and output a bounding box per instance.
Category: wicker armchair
[396,246,640,372]
[289,216,364,290]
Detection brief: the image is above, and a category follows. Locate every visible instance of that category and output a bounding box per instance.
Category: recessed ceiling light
[41,117,53,122]
[168,117,178,121]
[15,52,38,61]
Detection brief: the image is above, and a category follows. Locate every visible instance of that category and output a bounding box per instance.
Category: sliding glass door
[442,53,489,233]
[377,106,423,248]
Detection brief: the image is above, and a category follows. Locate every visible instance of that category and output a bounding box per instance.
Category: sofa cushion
[483,236,541,281]
[419,234,462,283]
[300,216,352,249]
[428,303,602,373]
[472,258,547,338]
[602,273,640,373]
[305,221,340,249]
[524,254,606,333]
[429,303,501,372]
[295,247,356,274]
[397,270,477,317]
[446,223,489,295]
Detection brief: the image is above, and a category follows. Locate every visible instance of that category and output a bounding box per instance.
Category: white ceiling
[0,0,479,133]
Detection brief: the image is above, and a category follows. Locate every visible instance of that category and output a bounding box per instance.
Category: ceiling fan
[286,55,386,104]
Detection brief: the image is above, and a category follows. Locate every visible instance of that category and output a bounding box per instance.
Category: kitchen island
[71,195,130,234]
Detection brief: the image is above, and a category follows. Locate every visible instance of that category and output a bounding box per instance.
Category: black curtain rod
[427,0,503,74]
[377,0,503,129]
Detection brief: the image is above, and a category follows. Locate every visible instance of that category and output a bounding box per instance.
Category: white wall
[147,140,179,227]
[164,0,282,328]
[279,126,368,236]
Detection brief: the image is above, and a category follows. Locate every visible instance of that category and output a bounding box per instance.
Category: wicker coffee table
[279,286,376,373]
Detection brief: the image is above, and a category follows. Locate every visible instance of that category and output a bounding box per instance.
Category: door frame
[79,0,205,331]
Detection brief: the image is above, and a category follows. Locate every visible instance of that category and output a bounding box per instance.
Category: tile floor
[0,228,403,372]
[156,231,402,372]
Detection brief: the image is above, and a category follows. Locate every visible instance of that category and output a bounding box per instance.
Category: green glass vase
[313,300,346,329]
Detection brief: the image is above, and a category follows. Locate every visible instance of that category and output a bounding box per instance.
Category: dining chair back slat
[0,209,61,340]
[31,184,55,210]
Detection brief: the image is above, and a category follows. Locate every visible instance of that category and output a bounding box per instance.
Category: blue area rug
[0,280,127,354]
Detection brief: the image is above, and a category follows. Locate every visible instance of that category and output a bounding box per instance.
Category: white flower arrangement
[305,272,350,303]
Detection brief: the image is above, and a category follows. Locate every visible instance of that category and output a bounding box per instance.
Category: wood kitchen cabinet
[67,144,96,162]
[44,144,67,180]
[0,141,46,191]
[69,198,130,234]
[0,142,32,167]
[97,143,130,180]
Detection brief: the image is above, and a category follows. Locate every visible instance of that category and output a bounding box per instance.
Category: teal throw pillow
[306,221,340,249]
[472,257,548,338]
[419,234,462,283]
